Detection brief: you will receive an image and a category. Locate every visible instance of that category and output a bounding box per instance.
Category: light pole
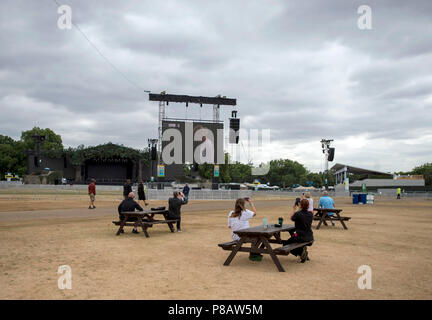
[321,139,333,190]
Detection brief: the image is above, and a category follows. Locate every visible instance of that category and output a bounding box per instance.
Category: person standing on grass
[282,199,313,263]
[118,192,143,234]
[88,178,96,209]
[123,179,132,200]
[137,180,148,207]
[182,183,190,201]
[168,191,188,232]
[318,190,336,226]
[397,187,401,199]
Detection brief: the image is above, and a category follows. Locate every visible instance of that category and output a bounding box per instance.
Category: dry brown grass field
[0,194,431,300]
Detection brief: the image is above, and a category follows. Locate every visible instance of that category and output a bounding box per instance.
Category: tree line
[189,156,335,188]
[1,127,431,187]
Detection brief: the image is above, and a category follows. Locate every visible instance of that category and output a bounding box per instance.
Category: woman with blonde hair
[227,197,256,241]
[304,192,314,213]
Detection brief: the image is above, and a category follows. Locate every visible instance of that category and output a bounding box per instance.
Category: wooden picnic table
[313,208,350,230]
[112,209,178,237]
[218,224,312,272]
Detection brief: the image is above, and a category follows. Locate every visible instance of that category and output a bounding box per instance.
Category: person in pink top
[305,192,314,213]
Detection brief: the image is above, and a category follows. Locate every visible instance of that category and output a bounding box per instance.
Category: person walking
[137,180,148,206]
[182,183,190,201]
[88,178,96,209]
[397,187,401,199]
[123,179,133,200]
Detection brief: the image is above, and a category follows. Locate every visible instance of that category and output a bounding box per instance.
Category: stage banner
[157,165,165,177]
[344,177,349,192]
[214,165,220,177]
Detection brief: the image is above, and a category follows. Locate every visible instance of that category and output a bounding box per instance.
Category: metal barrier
[1,183,431,200]
[147,189,252,200]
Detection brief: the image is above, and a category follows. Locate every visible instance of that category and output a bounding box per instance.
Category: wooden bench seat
[218,241,239,250]
[113,221,136,226]
[273,241,313,256]
[112,219,178,226]
[143,219,178,227]
[313,216,351,221]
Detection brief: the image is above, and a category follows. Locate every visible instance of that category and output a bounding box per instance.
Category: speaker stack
[328,148,335,162]
[151,146,157,160]
[229,110,240,144]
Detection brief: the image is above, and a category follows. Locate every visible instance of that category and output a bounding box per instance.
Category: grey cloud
[0,0,431,172]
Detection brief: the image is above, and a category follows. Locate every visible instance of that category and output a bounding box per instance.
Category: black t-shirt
[117,198,143,220]
[291,209,314,241]
[123,183,132,196]
[168,197,188,219]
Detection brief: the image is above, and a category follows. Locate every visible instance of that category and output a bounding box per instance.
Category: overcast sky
[1,0,431,173]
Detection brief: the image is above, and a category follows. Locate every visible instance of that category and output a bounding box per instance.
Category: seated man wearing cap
[117,192,143,234]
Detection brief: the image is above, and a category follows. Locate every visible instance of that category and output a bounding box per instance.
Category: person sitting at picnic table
[182,183,190,200]
[123,179,133,200]
[137,180,148,206]
[88,178,96,209]
[118,192,143,234]
[305,192,313,213]
[282,198,313,263]
[168,191,188,232]
[318,190,336,226]
[227,198,257,241]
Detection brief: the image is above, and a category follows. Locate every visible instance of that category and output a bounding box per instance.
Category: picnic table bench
[218,224,313,272]
[112,209,178,237]
[313,208,351,230]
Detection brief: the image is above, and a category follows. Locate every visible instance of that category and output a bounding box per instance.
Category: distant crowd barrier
[0,183,430,200]
[147,189,252,200]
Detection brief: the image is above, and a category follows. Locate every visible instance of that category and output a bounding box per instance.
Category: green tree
[21,127,63,158]
[0,135,27,178]
[265,159,308,187]
[197,162,213,180]
[411,163,432,186]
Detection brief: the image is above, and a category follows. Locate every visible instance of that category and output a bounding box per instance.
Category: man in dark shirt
[168,191,188,232]
[123,179,133,199]
[182,184,190,200]
[118,192,143,234]
[282,198,314,263]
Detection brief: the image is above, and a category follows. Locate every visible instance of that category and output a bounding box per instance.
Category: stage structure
[148,92,237,181]
[149,92,237,154]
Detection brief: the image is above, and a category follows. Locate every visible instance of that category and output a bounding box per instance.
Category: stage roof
[330,163,393,177]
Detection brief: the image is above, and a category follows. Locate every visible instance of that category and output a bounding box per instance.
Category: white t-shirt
[307,198,314,212]
[228,209,255,241]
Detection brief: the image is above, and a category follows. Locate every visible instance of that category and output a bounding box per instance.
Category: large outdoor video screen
[161,120,224,165]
